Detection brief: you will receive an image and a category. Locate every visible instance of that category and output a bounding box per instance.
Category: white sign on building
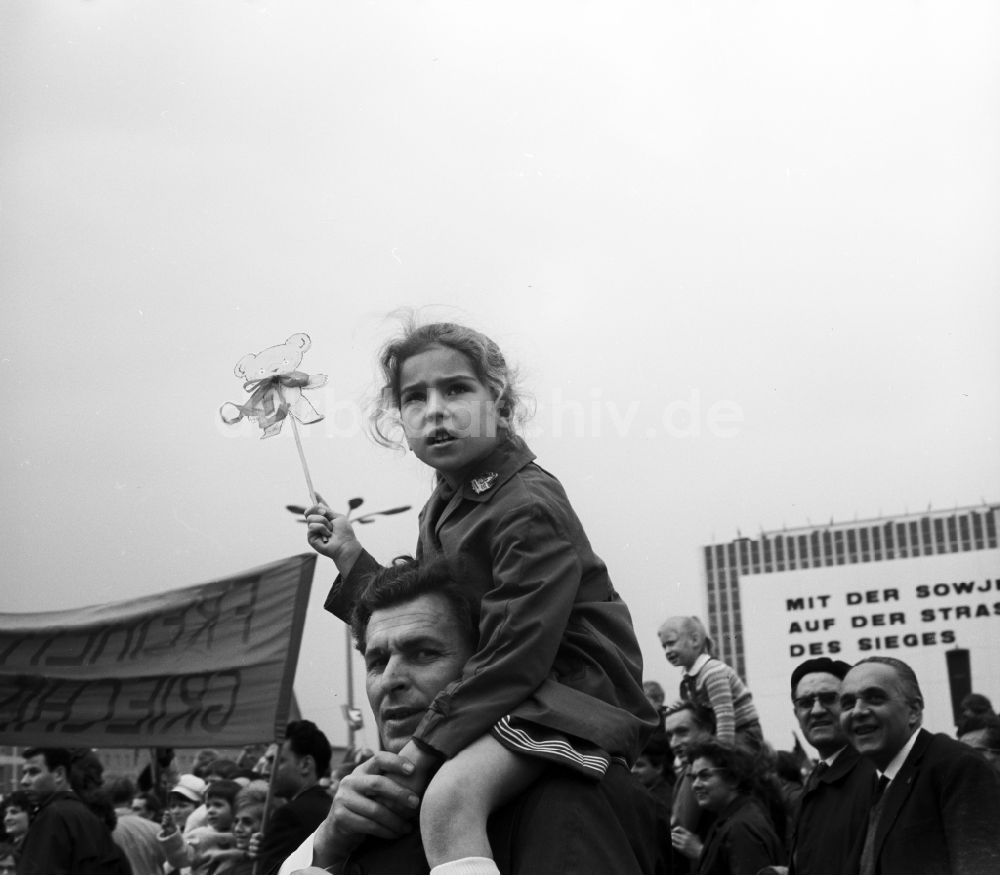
[740,548,1000,751]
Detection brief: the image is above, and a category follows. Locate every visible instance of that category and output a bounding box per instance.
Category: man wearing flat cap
[786,658,874,875]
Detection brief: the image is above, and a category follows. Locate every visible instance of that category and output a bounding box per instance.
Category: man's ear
[299,754,316,777]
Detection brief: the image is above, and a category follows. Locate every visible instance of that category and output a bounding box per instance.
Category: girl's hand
[305,493,363,575]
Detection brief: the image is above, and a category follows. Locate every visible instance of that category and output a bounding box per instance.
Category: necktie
[859,775,891,875]
[872,774,890,804]
[804,760,828,794]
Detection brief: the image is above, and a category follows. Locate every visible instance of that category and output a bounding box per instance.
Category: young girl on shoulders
[658,615,762,748]
[306,320,657,875]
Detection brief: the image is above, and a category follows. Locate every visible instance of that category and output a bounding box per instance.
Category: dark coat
[325,436,657,761]
[788,745,874,875]
[862,728,1000,875]
[339,761,663,874]
[17,791,132,875]
[695,794,785,875]
[256,784,332,875]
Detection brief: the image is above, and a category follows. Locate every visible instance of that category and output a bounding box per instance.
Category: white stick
[289,415,318,506]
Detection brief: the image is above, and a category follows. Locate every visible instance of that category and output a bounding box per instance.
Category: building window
[859,528,870,562]
[823,530,833,565]
[959,515,971,550]
[945,517,958,552]
[972,512,984,549]
[986,510,997,548]
[912,520,923,555]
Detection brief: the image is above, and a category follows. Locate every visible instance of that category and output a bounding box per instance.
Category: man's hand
[389,741,440,795]
[310,751,422,868]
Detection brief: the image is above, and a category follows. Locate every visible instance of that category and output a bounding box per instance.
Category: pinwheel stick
[288,415,318,506]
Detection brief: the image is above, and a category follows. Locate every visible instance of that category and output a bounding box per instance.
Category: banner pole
[252,739,284,875]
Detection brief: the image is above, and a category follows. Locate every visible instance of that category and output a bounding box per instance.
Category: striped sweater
[675,655,759,744]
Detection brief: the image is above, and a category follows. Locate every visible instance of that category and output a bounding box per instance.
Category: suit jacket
[324,435,657,762]
[788,746,874,875]
[864,728,1000,875]
[257,784,332,875]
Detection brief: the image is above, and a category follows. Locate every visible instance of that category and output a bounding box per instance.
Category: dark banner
[0,554,315,747]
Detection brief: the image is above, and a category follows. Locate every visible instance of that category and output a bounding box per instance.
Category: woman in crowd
[1,792,32,860]
[686,739,785,875]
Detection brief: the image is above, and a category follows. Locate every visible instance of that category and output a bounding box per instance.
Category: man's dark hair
[23,747,73,776]
[959,714,1000,748]
[960,692,994,714]
[205,758,241,780]
[350,556,479,653]
[664,700,717,734]
[790,657,853,697]
[107,776,137,807]
[133,790,163,819]
[204,779,242,808]
[285,719,333,778]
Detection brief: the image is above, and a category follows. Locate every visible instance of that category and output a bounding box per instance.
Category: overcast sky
[2,1,998,750]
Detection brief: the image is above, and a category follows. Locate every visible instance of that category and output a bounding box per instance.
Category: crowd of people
[4,320,999,874]
[3,602,1000,875]
[0,723,363,875]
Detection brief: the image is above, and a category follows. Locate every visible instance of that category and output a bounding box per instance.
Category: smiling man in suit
[839,656,1000,875]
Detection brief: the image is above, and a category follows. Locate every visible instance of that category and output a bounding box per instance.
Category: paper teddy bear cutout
[220,333,328,438]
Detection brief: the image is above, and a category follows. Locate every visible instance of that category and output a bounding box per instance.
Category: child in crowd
[160,779,239,875]
[163,774,206,836]
[658,615,762,747]
[189,782,268,875]
[307,319,657,875]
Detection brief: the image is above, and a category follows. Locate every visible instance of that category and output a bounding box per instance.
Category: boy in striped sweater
[658,616,763,748]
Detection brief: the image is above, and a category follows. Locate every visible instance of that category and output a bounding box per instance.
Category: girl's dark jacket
[324,435,657,764]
